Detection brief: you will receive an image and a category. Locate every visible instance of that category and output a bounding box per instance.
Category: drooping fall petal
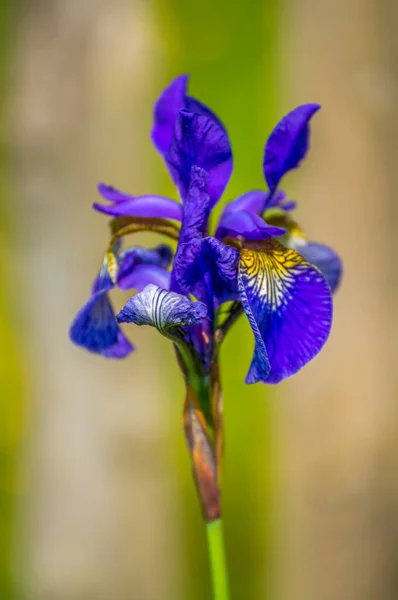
[69,288,133,358]
[238,239,332,384]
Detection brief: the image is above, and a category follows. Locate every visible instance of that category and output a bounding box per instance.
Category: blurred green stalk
[206,520,229,600]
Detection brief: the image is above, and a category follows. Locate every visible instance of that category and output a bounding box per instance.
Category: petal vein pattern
[69,290,133,358]
[238,240,332,384]
[116,284,207,338]
[166,110,232,205]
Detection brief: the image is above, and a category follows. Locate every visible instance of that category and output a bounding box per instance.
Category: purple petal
[94,186,183,221]
[118,245,172,275]
[116,284,207,332]
[91,268,114,295]
[69,290,133,358]
[184,96,226,130]
[170,168,239,303]
[177,166,211,245]
[273,218,343,294]
[263,189,286,211]
[102,329,134,358]
[151,74,228,159]
[117,245,172,291]
[262,190,297,213]
[237,280,271,383]
[280,199,297,212]
[238,240,332,384]
[166,109,232,206]
[171,237,202,297]
[204,237,240,302]
[216,210,286,241]
[172,235,239,304]
[170,166,211,294]
[97,183,131,203]
[151,76,232,204]
[151,74,189,156]
[263,104,320,192]
[296,242,342,293]
[222,190,270,216]
[118,264,171,291]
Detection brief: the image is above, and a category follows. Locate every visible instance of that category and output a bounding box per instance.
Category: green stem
[206,519,230,600]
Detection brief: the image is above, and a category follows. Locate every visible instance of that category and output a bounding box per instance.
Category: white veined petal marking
[239,241,308,312]
[116,284,208,338]
[151,287,169,334]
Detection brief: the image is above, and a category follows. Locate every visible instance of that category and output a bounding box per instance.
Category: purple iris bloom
[70,75,342,384]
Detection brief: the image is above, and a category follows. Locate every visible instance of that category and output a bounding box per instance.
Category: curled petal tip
[97,183,125,203]
[116,284,207,337]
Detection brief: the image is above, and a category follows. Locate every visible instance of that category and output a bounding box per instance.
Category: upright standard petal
[238,239,332,384]
[151,74,227,157]
[116,284,207,337]
[263,104,320,193]
[69,289,133,358]
[166,110,233,205]
[94,184,183,221]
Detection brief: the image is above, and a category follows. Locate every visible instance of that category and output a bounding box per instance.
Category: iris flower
[70,75,341,590]
[71,74,340,385]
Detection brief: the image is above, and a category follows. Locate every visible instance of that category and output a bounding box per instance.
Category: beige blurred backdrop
[2,0,398,599]
[277,1,398,599]
[9,2,183,599]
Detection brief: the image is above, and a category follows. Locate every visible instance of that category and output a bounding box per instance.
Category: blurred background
[1,0,398,598]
